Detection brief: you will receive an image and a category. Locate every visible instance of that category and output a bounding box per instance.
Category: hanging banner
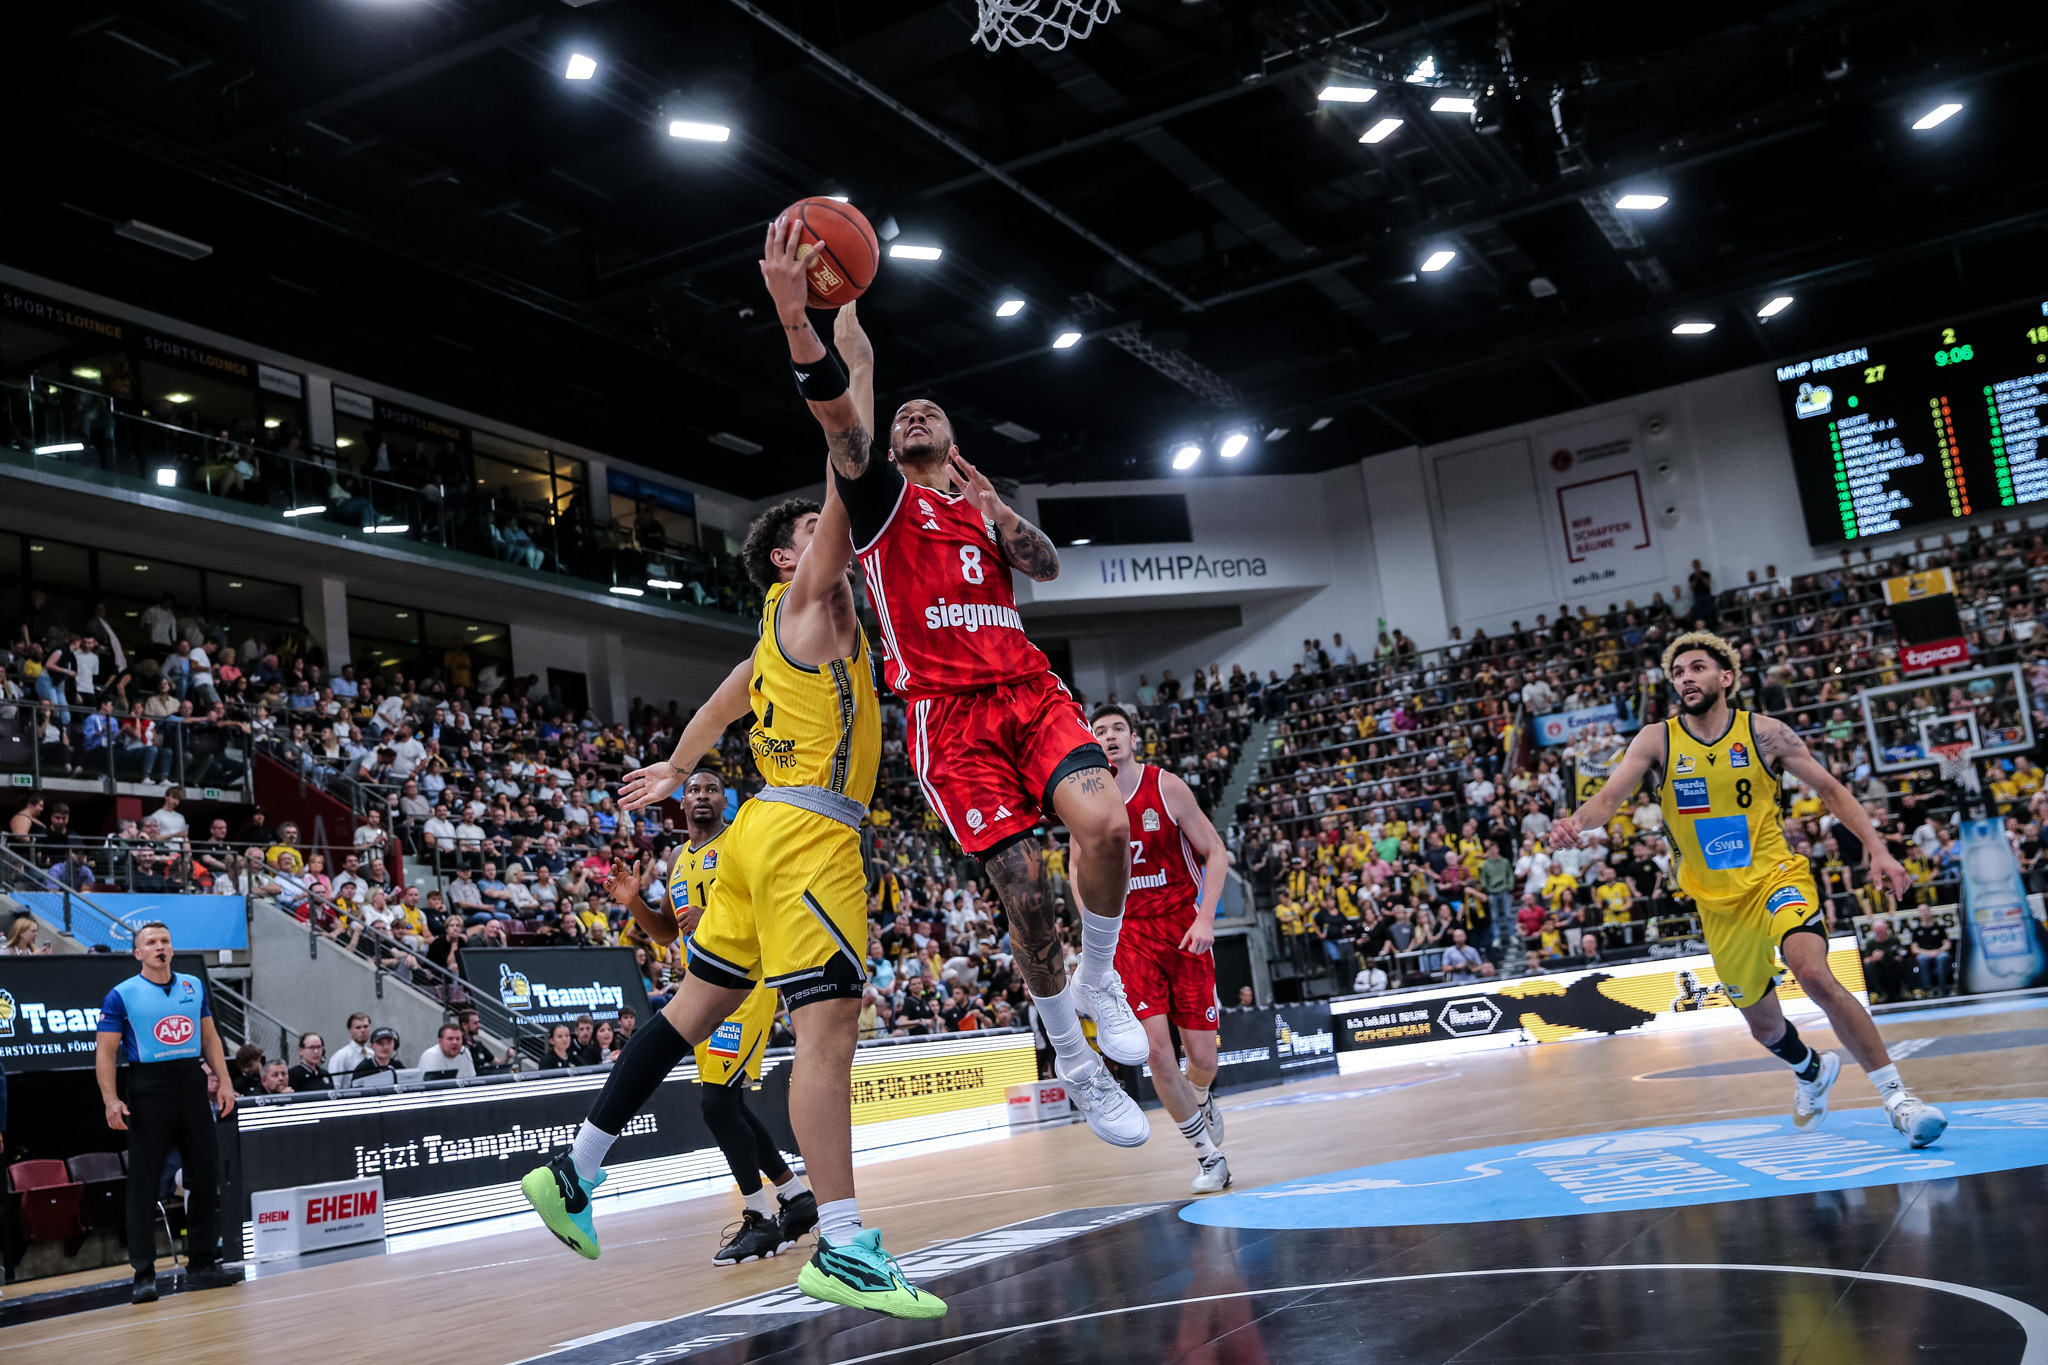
[257,363,304,400]
[140,330,255,385]
[0,287,130,344]
[1537,416,1668,597]
[1533,701,1640,747]
[332,387,376,420]
[459,946,648,1033]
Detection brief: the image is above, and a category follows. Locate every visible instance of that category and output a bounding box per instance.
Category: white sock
[1867,1063,1907,1103]
[774,1174,808,1200]
[570,1119,615,1182]
[817,1198,862,1245]
[1035,986,1094,1072]
[1077,911,1123,989]
[742,1185,774,1217]
[1191,1081,1211,1107]
[1176,1110,1218,1159]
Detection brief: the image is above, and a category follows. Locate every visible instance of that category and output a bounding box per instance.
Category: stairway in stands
[1216,713,1279,830]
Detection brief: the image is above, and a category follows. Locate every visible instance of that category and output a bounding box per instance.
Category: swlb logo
[1435,996,1504,1037]
[1794,382,1833,418]
[1672,776,1711,814]
[1729,742,1750,769]
[1142,808,1161,832]
[498,962,533,1010]
[1695,815,1753,871]
[153,1014,195,1047]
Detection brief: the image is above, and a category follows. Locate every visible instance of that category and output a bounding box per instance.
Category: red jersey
[851,476,1051,700]
[1122,764,1203,928]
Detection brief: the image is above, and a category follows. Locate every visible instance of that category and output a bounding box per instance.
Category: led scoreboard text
[1779,298,2048,545]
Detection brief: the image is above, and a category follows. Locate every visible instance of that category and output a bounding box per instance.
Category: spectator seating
[8,1159,89,1259]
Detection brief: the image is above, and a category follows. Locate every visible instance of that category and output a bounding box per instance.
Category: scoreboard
[1779,296,2048,545]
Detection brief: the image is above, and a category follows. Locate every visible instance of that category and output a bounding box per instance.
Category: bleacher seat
[9,1160,89,1258]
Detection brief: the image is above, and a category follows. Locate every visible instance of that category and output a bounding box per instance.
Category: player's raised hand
[1546,814,1584,851]
[606,854,649,907]
[949,451,1006,524]
[617,761,684,812]
[833,299,873,371]
[759,213,809,319]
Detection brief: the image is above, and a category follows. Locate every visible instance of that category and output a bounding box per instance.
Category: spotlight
[609,585,646,597]
[1671,322,1716,335]
[1420,249,1457,272]
[154,467,178,487]
[1172,444,1202,470]
[1052,331,1083,349]
[564,53,596,81]
[1406,55,1437,83]
[1309,416,1334,431]
[996,299,1026,317]
[1614,194,1668,211]
[1431,96,1476,115]
[34,442,84,455]
[1359,118,1403,144]
[369,524,411,534]
[1757,296,1794,319]
[1220,432,1249,458]
[668,121,730,142]
[1265,427,1291,441]
[646,579,685,590]
[1318,86,1377,103]
[283,505,327,517]
[889,244,942,261]
[163,392,194,404]
[1911,102,1962,130]
[71,366,101,381]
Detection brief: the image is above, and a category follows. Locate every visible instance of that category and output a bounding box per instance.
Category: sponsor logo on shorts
[1672,776,1711,813]
[1205,1005,1218,1023]
[706,1019,743,1059]
[1764,885,1811,915]
[1729,742,1750,769]
[1141,808,1161,832]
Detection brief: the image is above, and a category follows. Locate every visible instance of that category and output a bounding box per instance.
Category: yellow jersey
[749,580,880,805]
[666,825,730,936]
[1658,710,1795,905]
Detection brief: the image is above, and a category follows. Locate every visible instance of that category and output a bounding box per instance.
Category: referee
[95,921,241,1304]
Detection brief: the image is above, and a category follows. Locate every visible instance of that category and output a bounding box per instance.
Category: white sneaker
[1886,1093,1948,1148]
[1190,1151,1232,1194]
[1057,1057,1149,1147]
[1792,1051,1842,1131]
[1199,1092,1224,1148]
[1072,966,1148,1066]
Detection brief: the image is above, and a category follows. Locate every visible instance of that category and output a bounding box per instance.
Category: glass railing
[2,376,762,620]
[0,697,257,801]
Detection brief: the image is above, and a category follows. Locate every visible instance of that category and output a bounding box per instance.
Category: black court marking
[1639,1026,2048,1080]
[511,1167,2048,1365]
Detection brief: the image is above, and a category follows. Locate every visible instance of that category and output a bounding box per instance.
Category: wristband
[792,351,848,403]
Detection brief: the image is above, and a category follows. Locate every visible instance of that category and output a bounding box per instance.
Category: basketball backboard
[1858,662,2035,773]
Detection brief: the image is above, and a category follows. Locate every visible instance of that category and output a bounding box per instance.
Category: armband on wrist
[792,352,848,403]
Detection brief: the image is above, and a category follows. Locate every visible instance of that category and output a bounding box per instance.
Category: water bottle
[1958,819,2048,994]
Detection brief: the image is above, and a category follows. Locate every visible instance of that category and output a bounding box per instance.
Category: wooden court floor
[6,1002,2044,1365]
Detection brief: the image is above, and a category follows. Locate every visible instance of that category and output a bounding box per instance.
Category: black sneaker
[183,1263,244,1291]
[712,1210,786,1265]
[132,1272,159,1305]
[776,1189,818,1248]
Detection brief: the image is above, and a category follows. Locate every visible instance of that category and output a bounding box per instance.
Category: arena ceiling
[4,0,2045,498]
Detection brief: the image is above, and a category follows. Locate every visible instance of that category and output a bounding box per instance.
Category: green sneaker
[521,1150,606,1259]
[796,1229,947,1320]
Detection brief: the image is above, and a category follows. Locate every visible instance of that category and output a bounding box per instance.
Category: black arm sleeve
[841,456,907,552]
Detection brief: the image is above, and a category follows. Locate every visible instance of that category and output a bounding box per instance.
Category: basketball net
[1932,742,1980,793]
[972,0,1118,51]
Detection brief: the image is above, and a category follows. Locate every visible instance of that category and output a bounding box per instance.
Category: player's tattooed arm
[983,839,1066,995]
[824,421,871,480]
[949,450,1060,581]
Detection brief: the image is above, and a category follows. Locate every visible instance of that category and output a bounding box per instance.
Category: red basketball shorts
[906,670,1105,854]
[1114,915,1219,1032]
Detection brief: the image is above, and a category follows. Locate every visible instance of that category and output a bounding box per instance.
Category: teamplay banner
[1329,938,1868,1062]
[0,953,215,1072]
[1133,1003,1339,1103]
[458,946,650,1034]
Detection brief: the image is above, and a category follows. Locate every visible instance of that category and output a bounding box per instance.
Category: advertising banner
[13,892,247,951]
[460,947,648,1033]
[1538,416,1667,596]
[140,330,256,385]
[1330,939,1867,1061]
[0,954,213,1072]
[1135,1004,1338,1102]
[1956,818,2048,993]
[250,1176,386,1259]
[1533,702,1640,747]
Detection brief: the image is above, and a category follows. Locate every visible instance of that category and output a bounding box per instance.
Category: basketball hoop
[971,0,1118,51]
[1932,741,1979,791]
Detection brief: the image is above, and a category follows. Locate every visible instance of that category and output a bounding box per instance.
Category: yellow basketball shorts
[693,983,778,1086]
[686,798,869,1009]
[1694,859,1825,1008]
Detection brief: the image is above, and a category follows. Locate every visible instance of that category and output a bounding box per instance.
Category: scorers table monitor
[1778,296,2048,545]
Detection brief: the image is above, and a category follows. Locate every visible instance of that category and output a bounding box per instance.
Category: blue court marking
[1183,1098,2048,1229]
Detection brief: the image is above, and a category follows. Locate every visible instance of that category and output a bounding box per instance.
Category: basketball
[777,196,880,309]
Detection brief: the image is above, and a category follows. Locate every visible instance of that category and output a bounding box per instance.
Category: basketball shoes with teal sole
[796,1229,947,1320]
[522,1150,606,1259]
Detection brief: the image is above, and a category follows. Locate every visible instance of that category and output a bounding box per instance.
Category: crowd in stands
[1237,522,2048,1000]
